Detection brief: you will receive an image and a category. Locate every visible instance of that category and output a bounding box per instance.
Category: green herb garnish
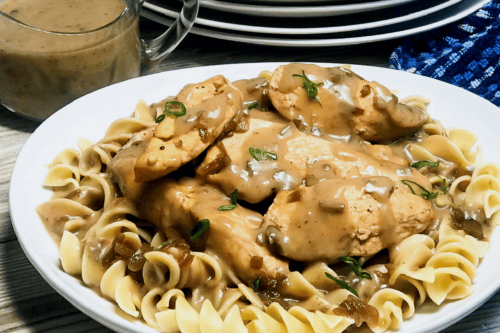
[249,147,277,161]
[155,114,166,123]
[248,102,258,110]
[325,272,358,297]
[190,219,210,241]
[218,205,237,212]
[401,180,439,200]
[165,101,187,117]
[438,176,448,194]
[230,188,238,204]
[156,101,187,123]
[253,277,261,292]
[218,189,238,211]
[410,160,440,170]
[293,70,323,104]
[156,240,169,250]
[340,256,372,280]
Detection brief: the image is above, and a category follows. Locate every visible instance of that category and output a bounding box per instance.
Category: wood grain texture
[1,16,499,333]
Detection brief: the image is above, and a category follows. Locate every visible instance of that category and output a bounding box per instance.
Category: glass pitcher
[0,0,198,120]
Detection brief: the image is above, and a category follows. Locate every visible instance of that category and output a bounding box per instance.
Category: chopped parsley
[218,189,238,211]
[340,256,372,280]
[249,147,277,161]
[190,219,210,241]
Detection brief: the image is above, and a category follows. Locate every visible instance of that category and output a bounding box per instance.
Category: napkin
[389,0,500,107]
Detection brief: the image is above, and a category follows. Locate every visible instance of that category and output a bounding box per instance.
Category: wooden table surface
[1,16,500,333]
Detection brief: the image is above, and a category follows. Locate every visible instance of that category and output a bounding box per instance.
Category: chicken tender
[197,110,430,204]
[134,75,244,182]
[268,63,428,143]
[262,177,435,262]
[137,177,290,284]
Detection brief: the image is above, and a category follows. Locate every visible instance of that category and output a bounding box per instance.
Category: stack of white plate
[141,0,489,46]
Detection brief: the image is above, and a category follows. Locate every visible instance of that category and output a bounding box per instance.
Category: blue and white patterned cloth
[389,0,500,107]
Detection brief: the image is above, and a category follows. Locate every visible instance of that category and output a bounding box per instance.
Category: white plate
[141,0,489,47]
[10,62,500,333]
[144,0,460,35]
[192,0,418,17]
[218,0,362,4]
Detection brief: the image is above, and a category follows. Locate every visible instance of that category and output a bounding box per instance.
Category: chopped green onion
[190,219,210,241]
[155,114,165,123]
[253,277,261,292]
[230,189,238,205]
[438,176,448,194]
[218,189,239,211]
[442,178,448,194]
[293,70,323,104]
[248,102,258,110]
[156,101,187,123]
[401,180,439,200]
[165,101,187,117]
[218,204,236,211]
[340,256,372,280]
[410,160,440,170]
[325,272,358,297]
[249,147,277,161]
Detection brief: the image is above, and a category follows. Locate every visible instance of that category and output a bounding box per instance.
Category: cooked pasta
[36,63,498,333]
[368,289,416,333]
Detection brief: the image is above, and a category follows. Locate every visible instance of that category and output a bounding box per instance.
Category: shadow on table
[0,107,40,134]
[1,228,112,333]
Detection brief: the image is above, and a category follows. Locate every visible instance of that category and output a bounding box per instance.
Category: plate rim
[196,0,418,17]
[212,0,381,4]
[144,0,460,35]
[141,0,489,47]
[9,62,500,333]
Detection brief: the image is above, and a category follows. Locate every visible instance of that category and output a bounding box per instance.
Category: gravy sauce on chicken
[269,63,428,143]
[264,177,434,262]
[198,109,430,204]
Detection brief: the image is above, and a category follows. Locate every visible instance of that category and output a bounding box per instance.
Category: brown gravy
[0,0,141,120]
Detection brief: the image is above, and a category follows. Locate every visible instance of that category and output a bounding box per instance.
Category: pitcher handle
[142,0,199,70]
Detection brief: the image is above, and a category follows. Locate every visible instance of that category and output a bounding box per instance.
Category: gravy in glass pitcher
[0,0,141,120]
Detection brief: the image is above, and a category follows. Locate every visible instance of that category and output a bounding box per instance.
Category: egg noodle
[37,63,499,333]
